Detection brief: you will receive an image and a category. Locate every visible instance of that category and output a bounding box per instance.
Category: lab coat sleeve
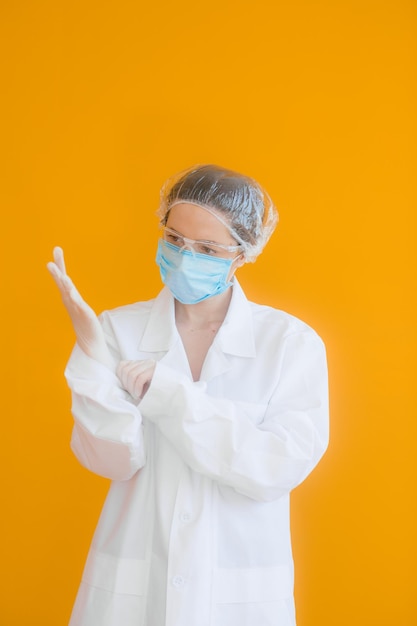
[64,342,146,482]
[139,330,329,501]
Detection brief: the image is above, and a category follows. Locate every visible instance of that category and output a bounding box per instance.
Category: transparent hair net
[157,164,278,262]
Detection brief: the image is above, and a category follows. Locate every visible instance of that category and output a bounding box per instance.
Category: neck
[175,286,233,328]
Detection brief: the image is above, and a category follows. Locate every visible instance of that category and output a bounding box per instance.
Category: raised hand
[47,246,114,370]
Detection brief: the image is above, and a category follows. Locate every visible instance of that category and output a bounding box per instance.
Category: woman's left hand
[117,360,156,400]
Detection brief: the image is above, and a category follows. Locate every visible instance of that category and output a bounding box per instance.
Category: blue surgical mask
[156,239,234,304]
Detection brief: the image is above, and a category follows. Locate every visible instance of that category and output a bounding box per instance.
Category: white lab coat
[65,280,329,626]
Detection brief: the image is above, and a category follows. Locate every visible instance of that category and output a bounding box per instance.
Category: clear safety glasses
[162,226,242,258]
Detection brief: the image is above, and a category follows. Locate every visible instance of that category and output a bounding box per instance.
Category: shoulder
[98,297,157,337]
[248,300,325,345]
[101,298,155,320]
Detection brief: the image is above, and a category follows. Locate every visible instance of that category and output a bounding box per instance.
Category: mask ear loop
[232,250,246,268]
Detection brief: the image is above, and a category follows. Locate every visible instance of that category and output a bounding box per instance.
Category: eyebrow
[166,226,221,246]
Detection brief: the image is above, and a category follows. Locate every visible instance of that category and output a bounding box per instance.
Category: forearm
[66,344,146,480]
[139,351,328,501]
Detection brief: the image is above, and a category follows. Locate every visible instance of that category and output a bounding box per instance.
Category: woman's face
[164,202,245,278]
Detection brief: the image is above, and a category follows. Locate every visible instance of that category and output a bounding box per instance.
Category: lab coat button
[172,575,185,588]
[179,512,190,523]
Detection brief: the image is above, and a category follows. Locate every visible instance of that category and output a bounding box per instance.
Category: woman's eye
[199,245,217,256]
[167,234,182,245]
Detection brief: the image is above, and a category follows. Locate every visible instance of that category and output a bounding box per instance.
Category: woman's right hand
[47,247,114,370]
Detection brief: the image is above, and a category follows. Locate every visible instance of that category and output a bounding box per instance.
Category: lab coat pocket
[234,400,268,425]
[82,548,149,596]
[212,565,294,626]
[213,565,292,604]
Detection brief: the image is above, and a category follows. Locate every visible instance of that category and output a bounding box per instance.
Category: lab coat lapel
[136,281,256,383]
[138,287,177,354]
[135,288,192,376]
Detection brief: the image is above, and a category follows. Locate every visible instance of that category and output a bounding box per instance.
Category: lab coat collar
[138,287,178,352]
[138,279,256,358]
[215,279,256,358]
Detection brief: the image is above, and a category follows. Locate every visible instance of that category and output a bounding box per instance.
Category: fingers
[47,247,67,288]
[47,260,77,300]
[53,246,66,275]
[117,360,156,400]
[117,360,151,398]
[47,247,83,304]
[46,260,60,281]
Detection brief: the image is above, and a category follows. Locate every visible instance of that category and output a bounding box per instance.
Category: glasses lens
[163,229,185,248]
[163,228,239,258]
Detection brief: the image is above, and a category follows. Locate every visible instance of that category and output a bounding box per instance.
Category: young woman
[48,164,329,626]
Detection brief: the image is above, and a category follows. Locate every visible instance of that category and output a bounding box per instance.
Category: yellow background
[1,0,416,624]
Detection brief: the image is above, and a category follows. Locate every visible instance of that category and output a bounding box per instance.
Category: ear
[234,254,246,269]
[228,254,246,281]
